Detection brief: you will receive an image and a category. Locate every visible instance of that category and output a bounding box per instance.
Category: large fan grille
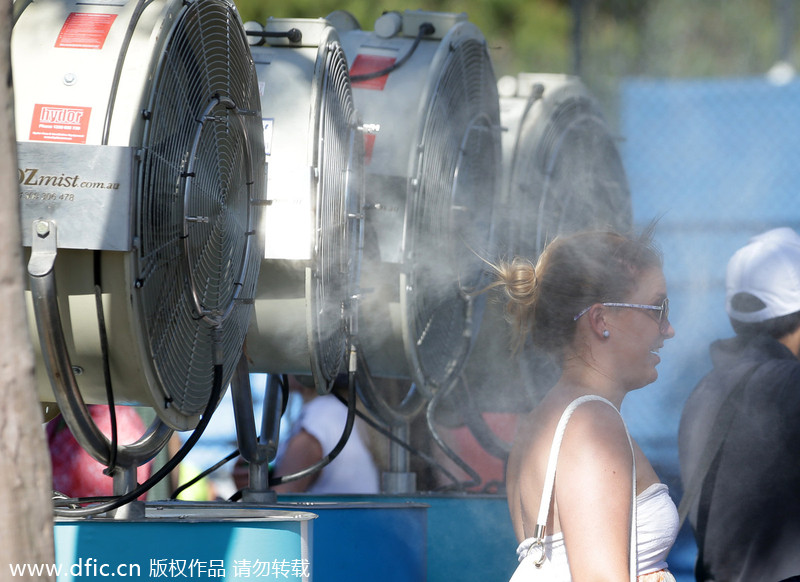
[406,37,500,390]
[136,0,264,418]
[312,41,364,386]
[518,95,632,258]
[478,81,633,413]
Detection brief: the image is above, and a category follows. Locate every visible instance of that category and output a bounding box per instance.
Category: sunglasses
[574,297,670,332]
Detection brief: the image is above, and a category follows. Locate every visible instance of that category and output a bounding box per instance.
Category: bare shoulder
[561,400,632,461]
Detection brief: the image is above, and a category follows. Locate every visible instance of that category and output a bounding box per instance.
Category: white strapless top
[514,482,679,579]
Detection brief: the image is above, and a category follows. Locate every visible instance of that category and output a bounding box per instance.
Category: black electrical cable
[197,371,466,500]
[268,369,358,488]
[349,23,435,83]
[226,384,462,500]
[170,373,290,498]
[245,27,302,44]
[170,374,290,499]
[332,391,463,488]
[426,382,483,492]
[458,375,512,461]
[170,449,240,500]
[279,374,290,415]
[53,364,224,516]
[93,251,118,475]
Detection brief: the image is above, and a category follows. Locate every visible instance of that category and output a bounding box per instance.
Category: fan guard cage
[135,0,265,419]
[313,40,365,386]
[458,74,633,416]
[244,20,364,390]
[339,14,501,399]
[402,31,500,393]
[508,74,631,259]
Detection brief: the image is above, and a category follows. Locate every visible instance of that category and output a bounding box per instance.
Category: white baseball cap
[726,227,800,323]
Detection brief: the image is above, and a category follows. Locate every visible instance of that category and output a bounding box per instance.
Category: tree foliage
[234,0,575,77]
[233,0,791,123]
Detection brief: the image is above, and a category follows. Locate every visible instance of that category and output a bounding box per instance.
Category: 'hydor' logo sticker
[29,104,91,144]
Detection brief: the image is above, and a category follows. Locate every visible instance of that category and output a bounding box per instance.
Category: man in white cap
[679,227,800,582]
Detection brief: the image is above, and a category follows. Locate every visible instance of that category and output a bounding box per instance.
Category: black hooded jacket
[679,334,800,582]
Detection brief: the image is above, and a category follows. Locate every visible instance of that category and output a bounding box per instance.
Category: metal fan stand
[355,357,426,493]
[28,220,172,517]
[229,357,282,504]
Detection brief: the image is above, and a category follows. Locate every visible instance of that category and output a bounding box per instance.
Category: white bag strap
[530,395,637,582]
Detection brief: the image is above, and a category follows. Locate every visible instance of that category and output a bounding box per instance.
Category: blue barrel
[276,499,428,582]
[53,503,315,581]
[278,494,514,581]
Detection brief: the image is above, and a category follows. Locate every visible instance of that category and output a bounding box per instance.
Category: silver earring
[602,330,610,338]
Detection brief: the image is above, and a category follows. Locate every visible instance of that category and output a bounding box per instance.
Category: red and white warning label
[349,53,397,164]
[55,12,116,49]
[29,104,92,144]
[349,54,397,91]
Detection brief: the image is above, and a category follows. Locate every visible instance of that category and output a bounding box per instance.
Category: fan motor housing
[14,0,265,430]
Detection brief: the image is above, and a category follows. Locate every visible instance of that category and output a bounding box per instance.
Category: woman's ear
[586,303,610,340]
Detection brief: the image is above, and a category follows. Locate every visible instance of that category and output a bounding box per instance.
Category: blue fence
[619,75,800,581]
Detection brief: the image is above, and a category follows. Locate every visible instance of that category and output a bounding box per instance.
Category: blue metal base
[279,493,515,582]
[53,495,511,581]
[275,499,428,582]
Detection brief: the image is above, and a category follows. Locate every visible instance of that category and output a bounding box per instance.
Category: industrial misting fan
[13,0,265,515]
[230,16,365,500]
[435,72,635,487]
[331,9,502,492]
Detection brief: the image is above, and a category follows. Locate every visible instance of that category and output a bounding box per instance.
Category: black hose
[225,386,461,500]
[426,382,482,492]
[171,374,291,498]
[169,449,240,500]
[332,391,463,488]
[268,370,357,487]
[94,251,118,475]
[53,364,224,517]
[459,375,512,461]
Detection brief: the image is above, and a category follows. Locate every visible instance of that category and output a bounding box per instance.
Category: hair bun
[499,257,537,305]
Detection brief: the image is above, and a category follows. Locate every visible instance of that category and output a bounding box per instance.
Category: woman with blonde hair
[496,229,679,581]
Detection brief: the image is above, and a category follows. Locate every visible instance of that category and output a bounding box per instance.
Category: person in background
[679,227,800,582]
[47,405,152,499]
[491,228,679,581]
[237,374,380,494]
[166,432,216,501]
